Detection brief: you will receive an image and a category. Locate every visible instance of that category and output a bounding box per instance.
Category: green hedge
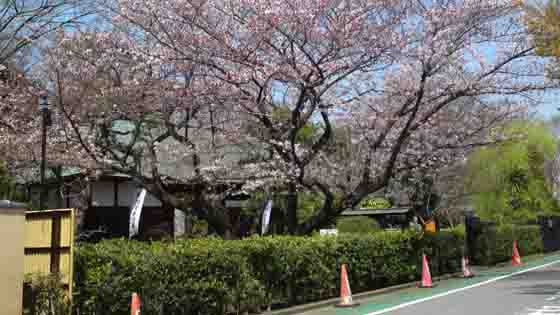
[472,224,543,265]
[74,230,464,315]
[336,216,381,234]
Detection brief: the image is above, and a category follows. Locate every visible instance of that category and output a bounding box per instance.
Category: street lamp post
[39,93,49,210]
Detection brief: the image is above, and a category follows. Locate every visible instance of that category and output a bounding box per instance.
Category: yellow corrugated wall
[24,209,75,299]
[25,217,52,248]
[0,206,26,315]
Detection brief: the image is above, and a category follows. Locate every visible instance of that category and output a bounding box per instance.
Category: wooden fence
[24,209,75,298]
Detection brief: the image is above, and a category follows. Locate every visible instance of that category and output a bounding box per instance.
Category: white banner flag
[129,188,147,238]
[261,199,273,235]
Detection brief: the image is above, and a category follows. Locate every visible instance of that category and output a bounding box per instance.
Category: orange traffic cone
[335,264,359,307]
[512,240,523,266]
[461,256,474,278]
[130,293,141,315]
[419,254,434,288]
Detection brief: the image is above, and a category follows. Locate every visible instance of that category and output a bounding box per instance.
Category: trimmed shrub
[23,273,70,315]
[75,230,464,315]
[336,216,381,234]
[419,231,464,276]
[74,239,263,315]
[472,224,543,265]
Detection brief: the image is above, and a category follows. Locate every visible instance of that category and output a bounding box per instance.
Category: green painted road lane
[298,253,560,315]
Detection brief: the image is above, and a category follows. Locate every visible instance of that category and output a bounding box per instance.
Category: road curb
[264,272,462,315]
[264,251,560,315]
[474,250,560,271]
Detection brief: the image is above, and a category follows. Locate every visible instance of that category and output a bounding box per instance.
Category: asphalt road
[298,254,560,315]
[388,263,560,315]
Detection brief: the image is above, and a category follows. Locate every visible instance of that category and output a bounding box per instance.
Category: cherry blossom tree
[37,29,282,237]
[18,0,554,237]
[0,0,96,64]
[0,0,96,162]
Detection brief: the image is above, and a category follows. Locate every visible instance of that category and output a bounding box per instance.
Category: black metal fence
[538,216,560,252]
[466,214,545,265]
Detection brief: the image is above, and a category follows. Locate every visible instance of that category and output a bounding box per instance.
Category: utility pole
[39,92,49,210]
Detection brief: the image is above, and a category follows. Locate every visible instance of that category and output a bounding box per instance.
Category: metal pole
[39,109,47,210]
[39,94,48,210]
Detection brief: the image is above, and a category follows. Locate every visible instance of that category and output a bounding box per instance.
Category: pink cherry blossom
[1,0,552,236]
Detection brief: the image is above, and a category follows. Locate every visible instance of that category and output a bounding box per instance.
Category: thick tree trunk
[185,214,193,235]
[286,182,298,234]
[226,207,242,240]
[223,228,234,240]
[204,208,241,240]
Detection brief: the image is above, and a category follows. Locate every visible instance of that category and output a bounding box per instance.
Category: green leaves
[75,231,466,314]
[23,273,70,315]
[0,161,24,201]
[526,0,560,58]
[472,225,543,265]
[467,121,560,224]
[337,216,381,234]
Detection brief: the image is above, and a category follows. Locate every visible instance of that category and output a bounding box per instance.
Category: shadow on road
[504,269,560,295]
[508,269,560,282]
[515,284,560,295]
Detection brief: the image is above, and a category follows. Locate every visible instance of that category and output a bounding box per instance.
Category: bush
[472,224,543,265]
[336,216,381,234]
[75,230,464,315]
[419,230,464,275]
[23,273,70,315]
[75,239,263,315]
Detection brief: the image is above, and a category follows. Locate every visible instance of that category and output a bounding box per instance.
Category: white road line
[527,306,560,315]
[364,259,560,315]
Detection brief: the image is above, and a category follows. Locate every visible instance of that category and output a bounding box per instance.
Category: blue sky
[538,92,560,118]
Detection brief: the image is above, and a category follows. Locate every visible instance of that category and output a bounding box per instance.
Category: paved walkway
[298,253,560,315]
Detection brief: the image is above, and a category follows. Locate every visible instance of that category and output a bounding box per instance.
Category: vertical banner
[261,199,272,235]
[174,209,186,238]
[129,188,147,238]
